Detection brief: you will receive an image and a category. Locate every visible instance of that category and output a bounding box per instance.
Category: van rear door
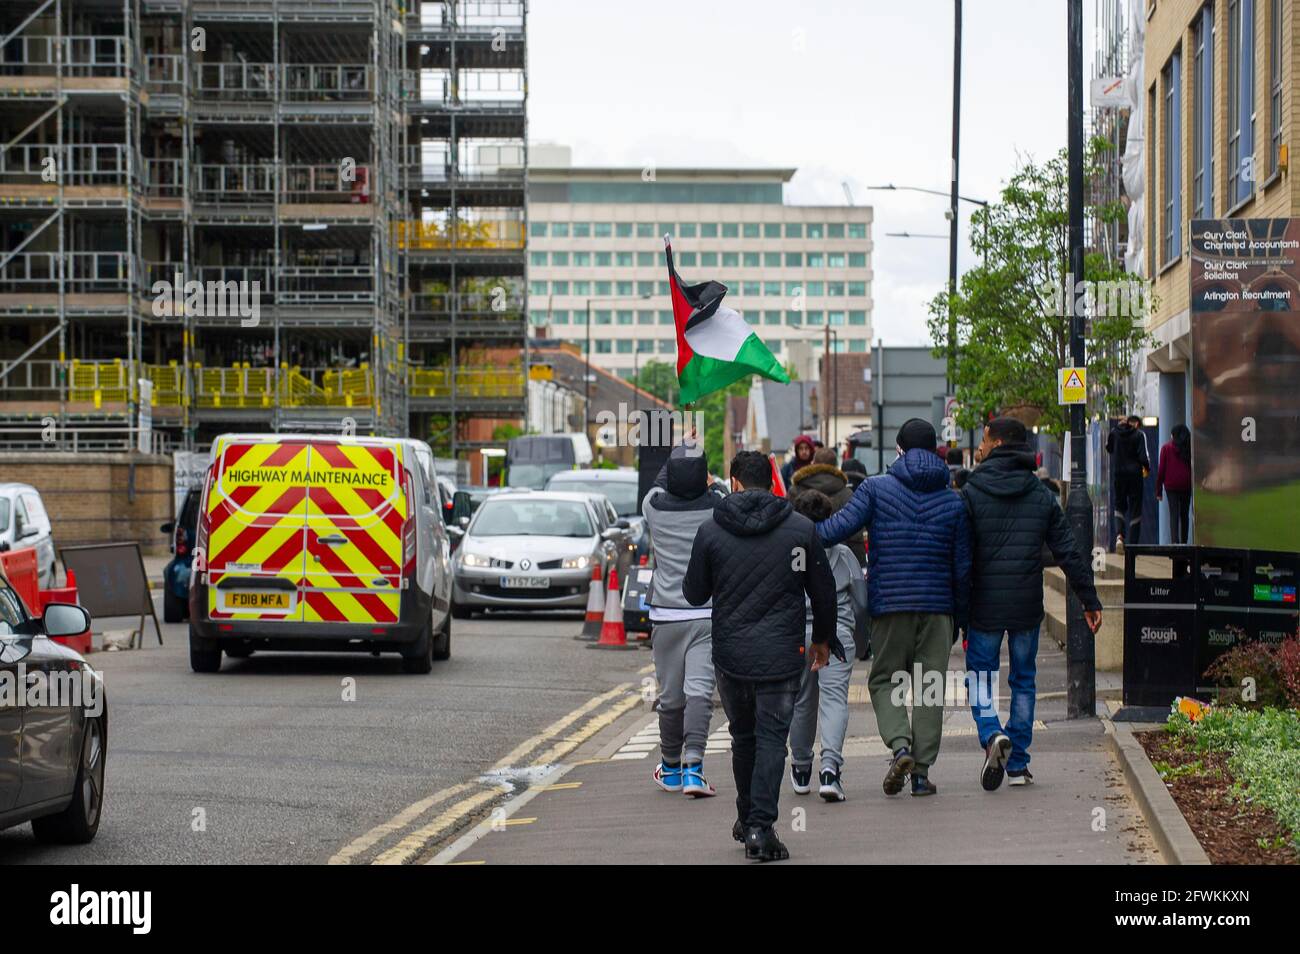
[300,439,407,625]
[205,437,310,621]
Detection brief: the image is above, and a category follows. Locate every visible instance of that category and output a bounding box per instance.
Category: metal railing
[193,62,276,99]
[281,64,373,101]
[144,54,185,95]
[143,157,184,197]
[193,163,276,201]
[409,290,525,314]
[401,69,525,108]
[277,267,374,303]
[0,252,133,292]
[0,36,128,77]
[0,144,130,186]
[283,164,371,201]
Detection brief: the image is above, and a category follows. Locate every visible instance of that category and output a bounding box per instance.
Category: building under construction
[0,0,528,457]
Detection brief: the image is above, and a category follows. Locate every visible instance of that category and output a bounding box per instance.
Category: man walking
[817,418,971,797]
[642,443,719,798]
[963,417,1103,789]
[1106,414,1150,547]
[683,450,838,861]
[780,434,816,488]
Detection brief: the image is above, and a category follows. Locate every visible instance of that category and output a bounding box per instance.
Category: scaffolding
[0,0,528,454]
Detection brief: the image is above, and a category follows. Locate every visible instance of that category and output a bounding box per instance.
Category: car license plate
[226,590,292,610]
[500,575,549,589]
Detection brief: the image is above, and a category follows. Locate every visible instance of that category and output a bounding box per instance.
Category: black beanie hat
[897,417,937,452]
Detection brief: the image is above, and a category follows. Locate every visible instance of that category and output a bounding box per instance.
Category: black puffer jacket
[683,489,837,681]
[961,444,1101,631]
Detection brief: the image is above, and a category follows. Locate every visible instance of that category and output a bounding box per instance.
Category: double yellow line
[328,682,643,865]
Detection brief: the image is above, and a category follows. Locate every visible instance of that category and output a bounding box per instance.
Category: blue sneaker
[653,761,683,792]
[681,762,716,798]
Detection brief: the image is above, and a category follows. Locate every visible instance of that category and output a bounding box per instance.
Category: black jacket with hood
[961,444,1102,631]
[683,489,837,682]
[1106,422,1149,479]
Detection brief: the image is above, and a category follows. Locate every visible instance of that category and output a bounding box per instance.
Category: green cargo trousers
[867,612,954,773]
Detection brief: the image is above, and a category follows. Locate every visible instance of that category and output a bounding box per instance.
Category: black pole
[1066,0,1095,719]
[946,0,962,395]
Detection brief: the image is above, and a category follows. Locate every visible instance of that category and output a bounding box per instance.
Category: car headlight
[461,551,493,568]
[562,554,591,570]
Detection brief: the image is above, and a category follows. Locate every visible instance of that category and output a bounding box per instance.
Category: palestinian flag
[666,236,789,405]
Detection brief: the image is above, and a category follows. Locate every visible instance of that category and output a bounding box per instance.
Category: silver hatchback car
[451,491,622,617]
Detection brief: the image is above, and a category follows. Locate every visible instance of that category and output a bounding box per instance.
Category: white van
[0,483,57,588]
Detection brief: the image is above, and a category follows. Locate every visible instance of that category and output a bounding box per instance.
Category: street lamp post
[1065,0,1095,719]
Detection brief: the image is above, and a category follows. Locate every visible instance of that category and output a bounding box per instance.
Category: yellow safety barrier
[69,359,128,406]
[148,362,186,407]
[394,219,525,251]
[405,366,523,398]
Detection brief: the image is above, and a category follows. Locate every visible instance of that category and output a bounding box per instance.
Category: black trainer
[883,747,914,796]
[911,773,938,796]
[732,818,745,844]
[981,732,1012,791]
[818,769,846,802]
[744,826,790,862]
[790,763,812,794]
[1007,768,1034,787]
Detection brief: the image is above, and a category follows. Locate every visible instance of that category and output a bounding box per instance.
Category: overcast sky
[530,0,1094,346]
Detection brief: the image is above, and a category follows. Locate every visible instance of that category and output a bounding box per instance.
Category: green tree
[927,139,1151,437]
[632,358,748,473]
[632,359,678,405]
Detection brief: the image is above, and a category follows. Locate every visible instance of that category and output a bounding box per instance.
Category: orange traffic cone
[577,562,605,640]
[591,566,635,650]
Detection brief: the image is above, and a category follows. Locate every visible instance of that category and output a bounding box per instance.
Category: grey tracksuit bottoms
[789,626,856,774]
[651,617,715,764]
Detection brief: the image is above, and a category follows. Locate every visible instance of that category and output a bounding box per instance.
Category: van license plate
[227,591,291,610]
[501,576,549,589]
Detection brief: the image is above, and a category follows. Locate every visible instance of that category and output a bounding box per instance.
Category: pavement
[437,636,1158,865]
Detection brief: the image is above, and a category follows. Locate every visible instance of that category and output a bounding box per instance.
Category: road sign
[1058,367,1087,404]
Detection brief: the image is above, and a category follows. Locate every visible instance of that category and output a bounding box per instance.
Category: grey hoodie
[642,451,718,616]
[805,542,858,637]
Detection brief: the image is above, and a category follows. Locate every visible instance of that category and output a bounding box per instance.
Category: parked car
[160,487,203,623]
[187,433,452,673]
[446,486,512,551]
[0,570,104,844]
[451,491,623,617]
[0,483,57,589]
[545,468,648,562]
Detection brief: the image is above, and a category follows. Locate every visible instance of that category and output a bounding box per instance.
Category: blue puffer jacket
[816,448,972,623]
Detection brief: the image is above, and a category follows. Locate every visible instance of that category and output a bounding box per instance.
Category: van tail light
[193,466,213,584]
[401,471,416,587]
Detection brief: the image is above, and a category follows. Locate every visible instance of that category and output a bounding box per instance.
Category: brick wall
[0,452,174,555]
[1146,0,1300,334]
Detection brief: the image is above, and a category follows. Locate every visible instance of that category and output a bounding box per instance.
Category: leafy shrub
[1204,636,1300,709]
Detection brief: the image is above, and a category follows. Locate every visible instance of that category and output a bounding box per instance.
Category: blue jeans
[965,625,1039,772]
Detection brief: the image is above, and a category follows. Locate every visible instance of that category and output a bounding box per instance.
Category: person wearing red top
[1156,424,1193,544]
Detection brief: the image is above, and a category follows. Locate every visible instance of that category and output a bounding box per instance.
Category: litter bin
[1246,548,1299,647]
[1194,548,1252,692]
[1122,545,1196,707]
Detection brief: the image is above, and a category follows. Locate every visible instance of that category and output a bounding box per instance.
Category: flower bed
[1138,703,1299,864]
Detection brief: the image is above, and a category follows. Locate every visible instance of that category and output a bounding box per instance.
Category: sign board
[172,451,210,520]
[1090,76,1128,108]
[137,379,153,453]
[60,543,163,647]
[868,346,978,475]
[1058,367,1087,404]
[1189,218,1300,552]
